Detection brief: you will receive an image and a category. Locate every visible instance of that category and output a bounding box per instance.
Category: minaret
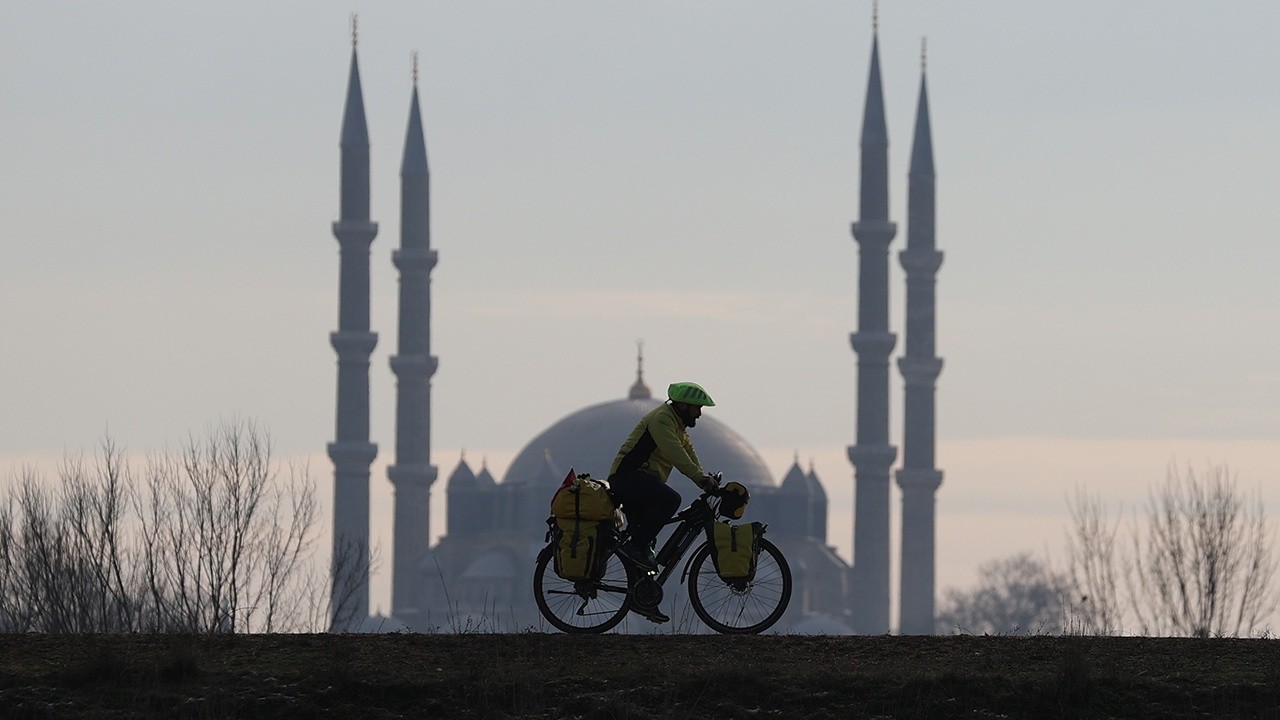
[897,40,944,635]
[387,53,439,629]
[846,7,898,635]
[328,18,378,629]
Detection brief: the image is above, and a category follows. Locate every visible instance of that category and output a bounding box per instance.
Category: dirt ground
[0,633,1278,719]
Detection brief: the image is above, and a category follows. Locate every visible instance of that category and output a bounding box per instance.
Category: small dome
[628,376,651,400]
[780,458,809,494]
[446,456,477,491]
[476,462,497,487]
[807,463,827,502]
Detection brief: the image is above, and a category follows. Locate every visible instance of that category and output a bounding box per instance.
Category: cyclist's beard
[679,407,698,428]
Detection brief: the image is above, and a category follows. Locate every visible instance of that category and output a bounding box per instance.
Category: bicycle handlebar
[698,471,725,499]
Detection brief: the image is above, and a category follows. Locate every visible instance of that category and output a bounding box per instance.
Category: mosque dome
[501,395,776,492]
[780,457,809,494]
[446,457,477,490]
[475,461,497,487]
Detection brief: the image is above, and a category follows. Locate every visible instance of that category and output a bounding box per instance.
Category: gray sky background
[4,2,1279,624]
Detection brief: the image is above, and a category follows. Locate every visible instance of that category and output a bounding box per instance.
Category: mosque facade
[328,18,941,634]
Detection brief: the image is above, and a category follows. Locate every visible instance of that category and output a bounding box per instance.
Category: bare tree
[324,535,377,632]
[135,419,320,633]
[0,420,322,633]
[1063,462,1279,637]
[257,461,318,632]
[60,443,141,631]
[1128,463,1278,638]
[1063,487,1123,635]
[936,553,1070,635]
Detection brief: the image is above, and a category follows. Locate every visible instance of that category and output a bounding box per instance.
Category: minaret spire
[847,7,898,635]
[328,28,378,630]
[388,54,438,630]
[897,47,944,635]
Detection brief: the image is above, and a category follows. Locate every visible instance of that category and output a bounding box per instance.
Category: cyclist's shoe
[633,605,670,624]
[617,541,658,570]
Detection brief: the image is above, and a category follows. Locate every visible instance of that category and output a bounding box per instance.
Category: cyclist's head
[667,382,715,407]
[668,382,713,428]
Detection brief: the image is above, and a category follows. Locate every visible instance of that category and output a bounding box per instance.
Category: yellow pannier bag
[710,521,761,581]
[554,518,603,581]
[550,473,616,521]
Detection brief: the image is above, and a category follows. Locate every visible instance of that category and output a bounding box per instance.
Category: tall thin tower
[897,41,944,635]
[328,19,378,629]
[387,55,439,628]
[846,10,898,635]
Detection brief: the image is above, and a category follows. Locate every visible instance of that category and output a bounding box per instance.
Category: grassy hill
[1,633,1278,719]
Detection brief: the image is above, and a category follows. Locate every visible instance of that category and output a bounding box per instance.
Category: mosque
[326,15,943,634]
[427,359,850,632]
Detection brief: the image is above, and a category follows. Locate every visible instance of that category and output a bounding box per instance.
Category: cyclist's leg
[609,470,681,550]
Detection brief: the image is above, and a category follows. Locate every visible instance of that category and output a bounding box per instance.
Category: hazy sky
[4,2,1279,622]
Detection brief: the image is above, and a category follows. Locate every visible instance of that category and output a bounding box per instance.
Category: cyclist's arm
[684,435,703,475]
[652,409,705,482]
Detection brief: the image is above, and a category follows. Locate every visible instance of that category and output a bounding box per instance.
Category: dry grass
[0,633,1278,718]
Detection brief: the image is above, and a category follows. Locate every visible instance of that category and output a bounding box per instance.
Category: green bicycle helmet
[667,381,716,407]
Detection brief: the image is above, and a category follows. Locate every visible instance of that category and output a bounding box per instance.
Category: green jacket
[609,403,705,483]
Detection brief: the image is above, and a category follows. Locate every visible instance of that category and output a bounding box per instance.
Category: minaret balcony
[899,249,944,275]
[390,354,438,378]
[896,467,943,493]
[393,247,438,272]
[388,463,438,489]
[331,330,378,360]
[897,356,944,386]
[332,220,379,247]
[327,440,378,470]
[851,220,897,249]
[847,443,898,472]
[849,331,897,357]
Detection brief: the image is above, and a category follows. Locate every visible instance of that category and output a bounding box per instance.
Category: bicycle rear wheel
[533,546,635,634]
[687,538,791,634]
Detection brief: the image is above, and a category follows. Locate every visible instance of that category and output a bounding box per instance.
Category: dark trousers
[608,469,682,549]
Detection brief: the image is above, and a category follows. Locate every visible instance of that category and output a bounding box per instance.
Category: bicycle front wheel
[533,546,636,634]
[687,538,791,634]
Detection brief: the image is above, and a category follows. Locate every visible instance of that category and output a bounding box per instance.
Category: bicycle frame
[618,491,719,588]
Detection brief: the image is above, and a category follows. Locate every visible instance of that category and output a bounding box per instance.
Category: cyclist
[608,381,720,579]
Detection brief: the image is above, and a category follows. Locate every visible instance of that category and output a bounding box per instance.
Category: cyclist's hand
[699,472,722,492]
